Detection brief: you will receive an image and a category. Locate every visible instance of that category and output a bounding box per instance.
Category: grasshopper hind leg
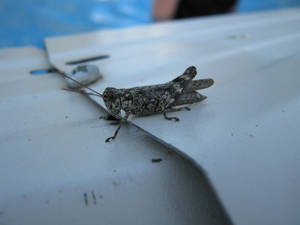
[163,106,191,122]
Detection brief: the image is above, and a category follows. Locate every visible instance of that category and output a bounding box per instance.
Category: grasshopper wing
[183,78,214,93]
[173,91,207,106]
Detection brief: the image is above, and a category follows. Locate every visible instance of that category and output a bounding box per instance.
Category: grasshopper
[60,66,214,142]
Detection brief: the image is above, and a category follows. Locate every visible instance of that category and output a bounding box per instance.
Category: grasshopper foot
[105,136,115,143]
[172,117,180,122]
[163,112,180,122]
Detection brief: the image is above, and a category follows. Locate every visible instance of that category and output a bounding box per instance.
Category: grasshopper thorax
[103,87,122,115]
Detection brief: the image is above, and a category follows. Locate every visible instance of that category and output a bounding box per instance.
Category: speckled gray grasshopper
[61,66,214,142]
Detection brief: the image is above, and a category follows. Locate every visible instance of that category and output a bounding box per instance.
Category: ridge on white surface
[0,47,230,225]
[45,8,300,225]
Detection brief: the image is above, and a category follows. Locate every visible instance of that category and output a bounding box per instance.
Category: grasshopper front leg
[163,106,191,122]
[105,112,130,143]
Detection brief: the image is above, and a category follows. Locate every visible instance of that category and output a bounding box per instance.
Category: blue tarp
[0,0,152,48]
[1,0,300,49]
[237,0,300,12]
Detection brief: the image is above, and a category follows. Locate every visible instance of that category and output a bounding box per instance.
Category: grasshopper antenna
[54,69,103,98]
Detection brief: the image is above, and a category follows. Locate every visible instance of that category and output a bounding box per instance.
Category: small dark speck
[84,193,88,206]
[65,115,68,119]
[256,124,259,127]
[0,211,4,216]
[113,169,117,173]
[45,200,50,205]
[231,132,234,136]
[249,134,254,138]
[91,191,97,205]
[282,109,286,112]
[22,194,28,200]
[99,195,103,199]
[165,150,172,155]
[112,180,121,187]
[228,35,238,39]
[152,158,163,163]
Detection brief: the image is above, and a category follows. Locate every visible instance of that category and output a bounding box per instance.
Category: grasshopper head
[103,87,121,115]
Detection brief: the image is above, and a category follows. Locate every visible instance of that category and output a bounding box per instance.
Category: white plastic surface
[0,47,230,224]
[45,8,300,225]
[65,64,102,88]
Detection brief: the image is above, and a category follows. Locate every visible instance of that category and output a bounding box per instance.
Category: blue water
[0,0,300,49]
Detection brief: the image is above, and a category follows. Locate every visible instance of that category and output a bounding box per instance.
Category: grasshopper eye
[103,88,117,100]
[107,93,116,101]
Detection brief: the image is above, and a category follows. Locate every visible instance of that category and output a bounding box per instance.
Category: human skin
[153,0,179,21]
